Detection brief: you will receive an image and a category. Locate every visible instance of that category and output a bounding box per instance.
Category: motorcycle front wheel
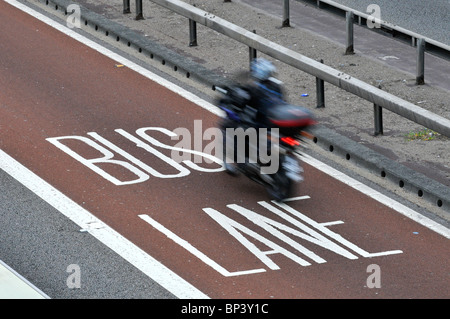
[266,168,293,201]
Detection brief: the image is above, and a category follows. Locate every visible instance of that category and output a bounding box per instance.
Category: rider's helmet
[250,58,276,81]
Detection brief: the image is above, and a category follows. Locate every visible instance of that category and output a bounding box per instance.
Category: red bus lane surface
[1,1,449,299]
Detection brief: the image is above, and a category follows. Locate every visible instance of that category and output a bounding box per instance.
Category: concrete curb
[33,0,449,213]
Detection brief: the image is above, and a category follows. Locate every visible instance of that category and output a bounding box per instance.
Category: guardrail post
[135,0,144,20]
[249,30,257,67]
[345,11,355,55]
[189,19,198,46]
[416,38,425,85]
[316,59,325,108]
[123,0,131,14]
[374,104,383,136]
[282,0,290,28]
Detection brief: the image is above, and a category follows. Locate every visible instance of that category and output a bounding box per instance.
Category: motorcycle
[216,85,316,201]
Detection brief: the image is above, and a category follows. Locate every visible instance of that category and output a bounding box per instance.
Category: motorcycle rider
[246,58,285,128]
[222,58,285,175]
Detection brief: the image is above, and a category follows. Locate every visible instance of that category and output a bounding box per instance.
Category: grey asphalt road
[331,0,450,46]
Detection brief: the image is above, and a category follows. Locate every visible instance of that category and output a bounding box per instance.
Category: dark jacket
[246,78,285,127]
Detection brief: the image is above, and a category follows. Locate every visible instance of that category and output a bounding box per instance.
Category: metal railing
[124,0,450,138]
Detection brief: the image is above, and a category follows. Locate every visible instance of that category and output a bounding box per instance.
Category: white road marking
[379,55,400,61]
[139,214,267,277]
[2,0,449,300]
